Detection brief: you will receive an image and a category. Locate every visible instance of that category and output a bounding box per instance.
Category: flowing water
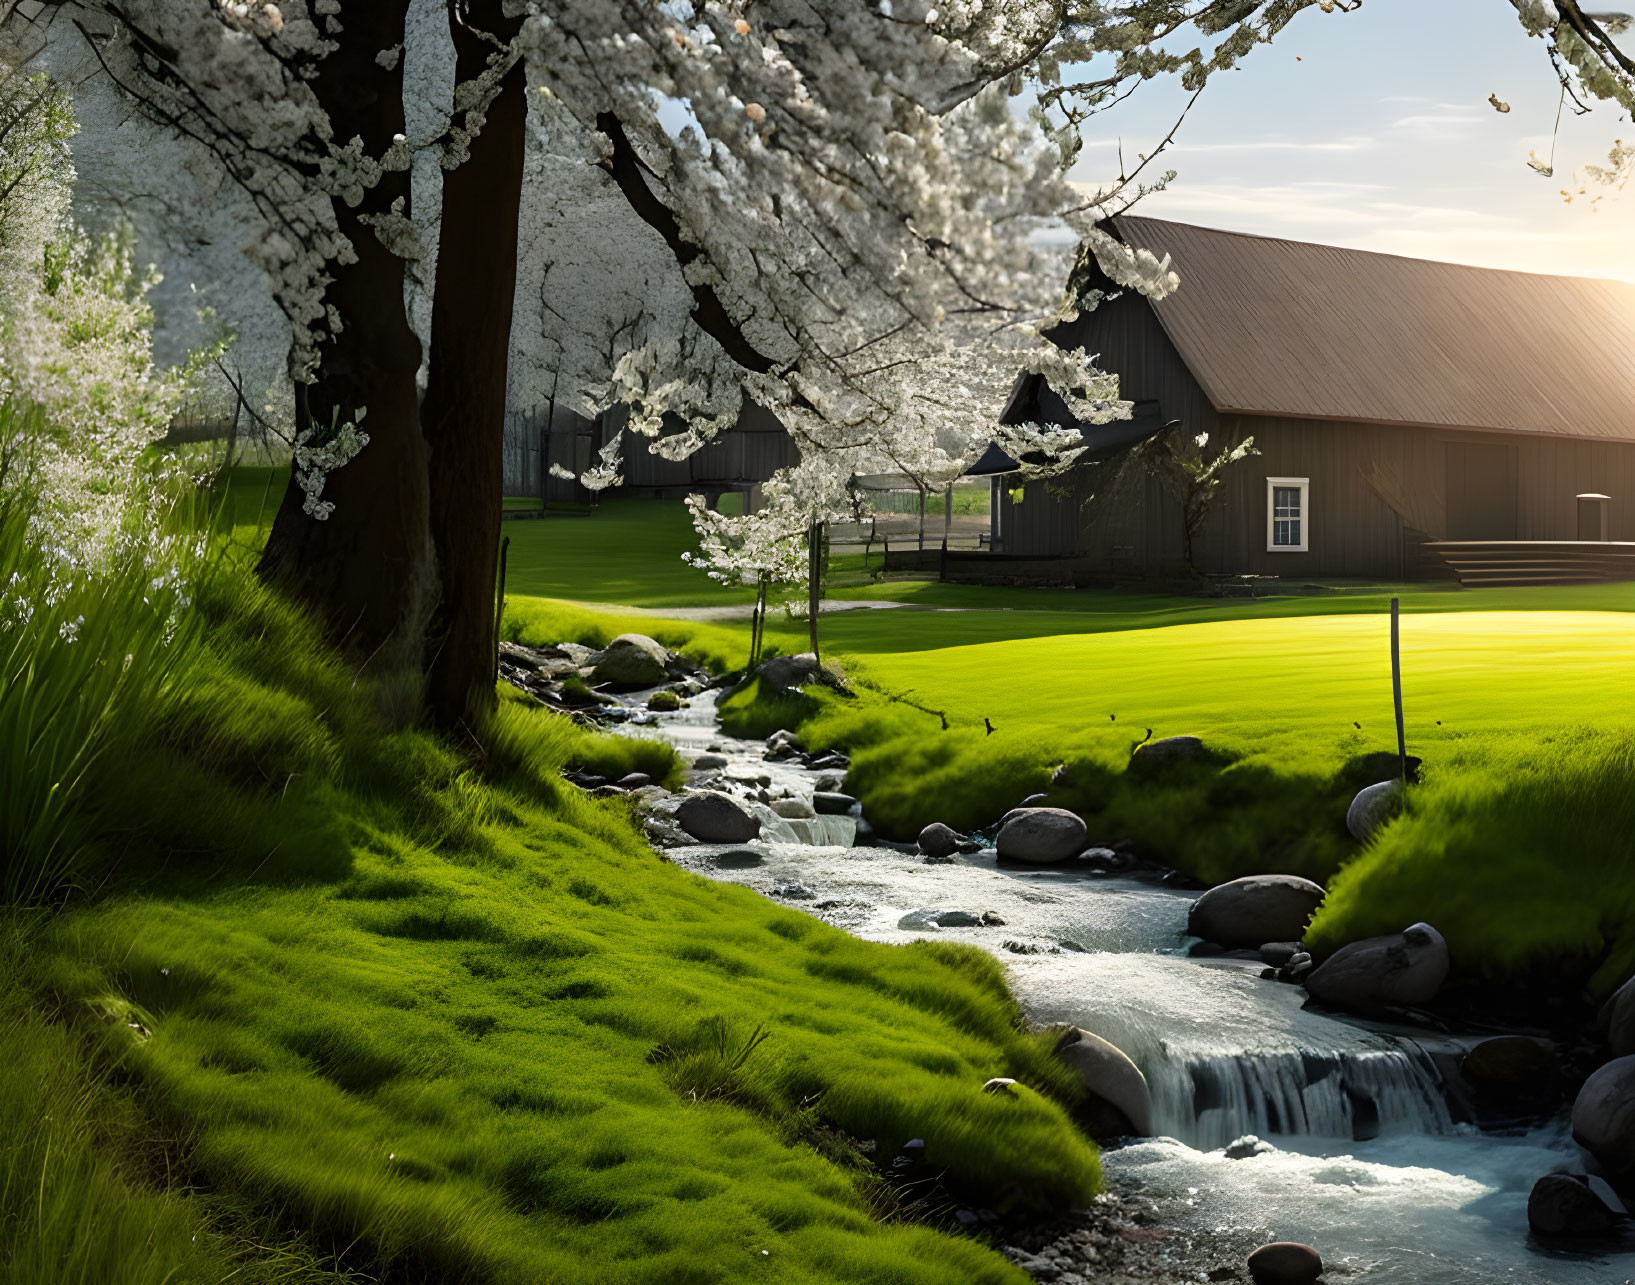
[616,688,1635,1283]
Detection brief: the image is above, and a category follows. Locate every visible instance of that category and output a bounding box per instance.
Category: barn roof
[1111,215,1635,441]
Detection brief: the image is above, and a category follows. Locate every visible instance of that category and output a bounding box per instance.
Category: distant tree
[1134,428,1260,574]
[682,492,808,669]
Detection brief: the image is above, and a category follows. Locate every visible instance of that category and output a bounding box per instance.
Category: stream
[616,687,1633,1284]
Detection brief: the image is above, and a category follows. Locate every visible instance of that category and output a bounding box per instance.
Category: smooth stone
[1572,1055,1635,1174]
[1603,974,1635,1057]
[691,753,729,771]
[709,849,765,869]
[1346,778,1403,842]
[674,791,761,844]
[1247,1242,1322,1285]
[1259,941,1302,968]
[1053,1026,1152,1139]
[1188,875,1325,950]
[1528,1173,1623,1238]
[933,910,983,928]
[1224,1134,1275,1159]
[996,808,1088,865]
[813,791,858,815]
[615,772,652,789]
[1304,921,1449,1014]
[589,633,670,687]
[917,822,962,860]
[897,909,942,931]
[1463,1036,1557,1087]
[772,881,816,900]
[1127,734,1206,777]
[771,797,816,819]
[754,652,841,693]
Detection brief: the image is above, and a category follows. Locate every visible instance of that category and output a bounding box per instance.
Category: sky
[1064,0,1635,282]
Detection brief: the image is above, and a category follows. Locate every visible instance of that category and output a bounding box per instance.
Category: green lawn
[205,483,1635,988]
[500,498,757,607]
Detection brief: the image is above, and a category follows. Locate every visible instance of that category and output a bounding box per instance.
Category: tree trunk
[258,2,431,672]
[420,0,528,736]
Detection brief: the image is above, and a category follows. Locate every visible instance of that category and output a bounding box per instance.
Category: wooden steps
[1427,540,1635,587]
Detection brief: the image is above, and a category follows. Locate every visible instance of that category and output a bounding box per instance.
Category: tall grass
[0,409,206,901]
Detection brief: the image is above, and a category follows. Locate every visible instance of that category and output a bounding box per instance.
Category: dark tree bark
[420,0,528,736]
[258,1,432,673]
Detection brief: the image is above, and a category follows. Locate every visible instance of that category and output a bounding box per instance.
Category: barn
[980,216,1635,586]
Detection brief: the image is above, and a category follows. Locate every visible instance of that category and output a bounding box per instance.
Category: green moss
[1309,729,1635,990]
[8,568,1097,1284]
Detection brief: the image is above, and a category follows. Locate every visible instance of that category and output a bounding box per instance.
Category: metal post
[1391,597,1406,785]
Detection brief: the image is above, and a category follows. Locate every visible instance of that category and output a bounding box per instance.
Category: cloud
[1392,103,1484,134]
[1074,135,1376,156]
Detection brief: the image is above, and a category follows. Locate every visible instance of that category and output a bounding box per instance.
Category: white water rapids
[615,688,1634,1283]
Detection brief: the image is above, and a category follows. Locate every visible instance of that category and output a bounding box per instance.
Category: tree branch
[594,110,778,376]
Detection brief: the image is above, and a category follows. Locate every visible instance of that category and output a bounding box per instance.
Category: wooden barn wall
[994,292,1224,561]
[994,413,1635,582]
[618,401,798,492]
[1063,292,1223,441]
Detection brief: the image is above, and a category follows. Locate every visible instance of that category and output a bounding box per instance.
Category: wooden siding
[619,401,798,492]
[989,409,1635,580]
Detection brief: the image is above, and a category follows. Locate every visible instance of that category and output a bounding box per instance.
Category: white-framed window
[1266,476,1310,552]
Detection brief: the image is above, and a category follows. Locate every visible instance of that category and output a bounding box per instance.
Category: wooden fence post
[1391,596,1407,785]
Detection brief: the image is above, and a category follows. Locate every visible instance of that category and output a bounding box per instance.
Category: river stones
[588,633,670,688]
[1304,922,1449,1014]
[1247,1242,1323,1284]
[897,909,987,930]
[1572,1055,1635,1174]
[1346,779,1403,842]
[690,753,729,771]
[1126,734,1206,777]
[770,797,816,819]
[1187,875,1325,950]
[754,652,842,693]
[674,791,761,844]
[917,822,961,861]
[1528,1173,1624,1238]
[1053,1026,1151,1138]
[615,772,652,790]
[813,791,858,815]
[1463,1036,1559,1088]
[764,728,805,760]
[996,808,1087,865]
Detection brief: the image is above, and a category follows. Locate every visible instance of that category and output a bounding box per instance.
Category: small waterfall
[1145,1043,1455,1152]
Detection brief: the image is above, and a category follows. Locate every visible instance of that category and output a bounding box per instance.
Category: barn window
[1267,477,1309,552]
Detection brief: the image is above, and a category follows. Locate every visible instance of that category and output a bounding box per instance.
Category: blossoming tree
[10,0,1630,734]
